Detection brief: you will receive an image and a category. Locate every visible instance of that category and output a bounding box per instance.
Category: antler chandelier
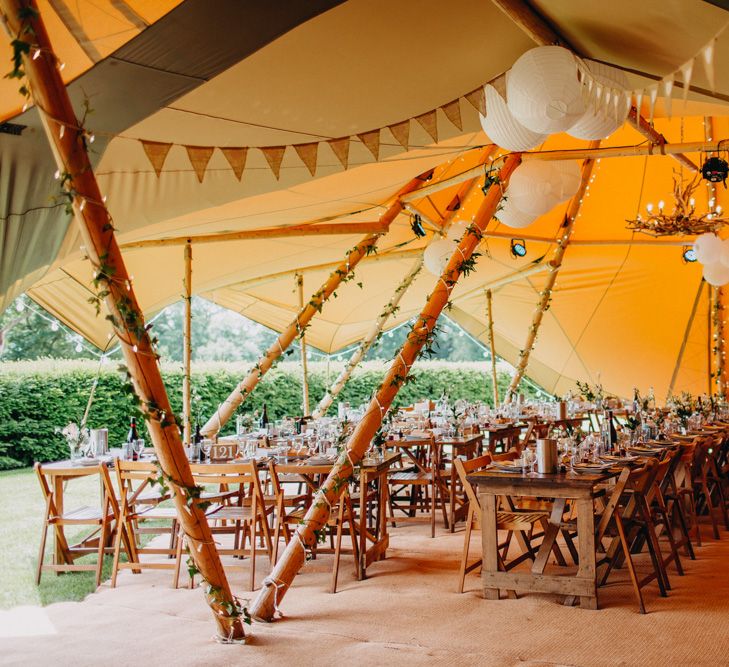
[626,172,726,237]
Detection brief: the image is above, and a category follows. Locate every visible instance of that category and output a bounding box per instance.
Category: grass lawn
[0,467,116,609]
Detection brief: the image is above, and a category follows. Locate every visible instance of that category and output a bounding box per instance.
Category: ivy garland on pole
[2,0,246,640]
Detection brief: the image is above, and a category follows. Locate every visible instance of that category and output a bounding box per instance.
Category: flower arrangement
[667,392,695,429]
[58,422,90,459]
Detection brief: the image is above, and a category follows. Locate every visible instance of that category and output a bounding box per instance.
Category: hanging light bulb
[51,321,59,332]
[75,343,83,353]
[15,301,25,312]
[658,200,665,211]
[646,202,654,213]
[32,49,41,60]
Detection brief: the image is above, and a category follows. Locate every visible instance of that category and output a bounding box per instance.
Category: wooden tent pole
[183,241,193,445]
[505,146,598,402]
[705,117,727,397]
[0,0,244,639]
[486,289,499,407]
[200,175,427,437]
[250,153,522,622]
[312,258,423,419]
[310,168,488,420]
[296,274,310,415]
[121,221,389,249]
[490,0,698,172]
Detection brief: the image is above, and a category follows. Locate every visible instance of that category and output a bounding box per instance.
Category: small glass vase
[69,444,83,462]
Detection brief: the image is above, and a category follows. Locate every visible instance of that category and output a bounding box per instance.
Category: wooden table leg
[358,467,367,580]
[576,497,598,610]
[532,497,566,574]
[449,460,457,533]
[481,492,500,600]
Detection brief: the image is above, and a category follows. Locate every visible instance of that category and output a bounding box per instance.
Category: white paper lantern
[507,161,559,216]
[423,239,456,276]
[553,160,581,200]
[445,219,468,243]
[480,84,548,151]
[507,46,586,134]
[495,198,538,229]
[694,233,723,265]
[703,260,729,287]
[719,238,729,268]
[567,60,630,140]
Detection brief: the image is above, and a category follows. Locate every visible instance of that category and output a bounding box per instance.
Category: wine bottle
[607,410,618,450]
[194,421,204,461]
[127,417,139,461]
[259,403,269,428]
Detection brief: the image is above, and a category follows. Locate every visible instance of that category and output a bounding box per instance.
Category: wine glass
[134,438,146,459]
[201,438,213,460]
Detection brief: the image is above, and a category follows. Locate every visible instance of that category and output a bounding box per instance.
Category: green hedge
[0,360,540,470]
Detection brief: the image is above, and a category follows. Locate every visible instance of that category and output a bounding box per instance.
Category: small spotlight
[702,156,728,187]
[510,238,527,258]
[410,213,426,238]
[682,246,698,263]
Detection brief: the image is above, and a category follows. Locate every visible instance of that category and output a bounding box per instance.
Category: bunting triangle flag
[357,130,381,160]
[441,99,463,131]
[464,87,486,116]
[220,147,248,181]
[185,145,214,183]
[388,120,410,150]
[261,146,287,179]
[293,142,319,176]
[414,110,438,143]
[141,140,172,177]
[328,137,350,169]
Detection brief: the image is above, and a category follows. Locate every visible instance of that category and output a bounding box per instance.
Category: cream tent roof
[3,0,729,401]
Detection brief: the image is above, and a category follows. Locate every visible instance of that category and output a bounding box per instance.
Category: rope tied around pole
[260,577,288,618]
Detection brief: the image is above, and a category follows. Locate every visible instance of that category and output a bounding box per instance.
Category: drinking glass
[201,438,213,460]
[134,438,146,459]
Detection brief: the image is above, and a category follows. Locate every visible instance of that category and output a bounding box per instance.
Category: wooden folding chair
[190,462,275,591]
[453,452,551,594]
[596,459,667,613]
[110,459,183,588]
[269,461,359,593]
[387,436,449,537]
[35,462,118,587]
[693,436,729,539]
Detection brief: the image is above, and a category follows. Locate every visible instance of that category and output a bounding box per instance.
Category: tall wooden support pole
[312,258,423,419]
[200,176,425,438]
[296,273,310,415]
[250,154,522,622]
[705,116,727,397]
[311,165,487,420]
[0,0,243,639]
[182,242,193,445]
[505,148,598,402]
[485,289,499,407]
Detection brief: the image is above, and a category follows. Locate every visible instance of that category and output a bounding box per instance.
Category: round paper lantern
[567,60,630,140]
[423,239,456,276]
[720,238,729,268]
[703,261,729,287]
[694,233,723,265]
[553,160,581,200]
[507,161,578,216]
[495,198,538,229]
[446,219,468,243]
[507,46,586,134]
[480,84,549,151]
